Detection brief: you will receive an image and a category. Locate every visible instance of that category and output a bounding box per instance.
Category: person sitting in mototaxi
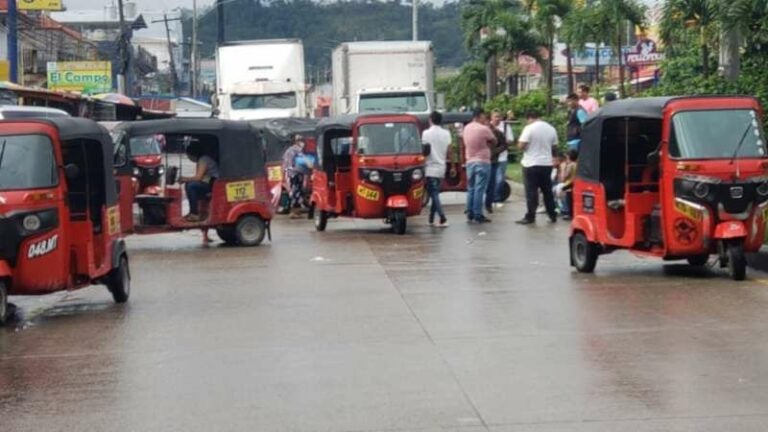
[180,146,220,222]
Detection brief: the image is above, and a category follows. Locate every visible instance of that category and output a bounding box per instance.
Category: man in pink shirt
[463,108,497,223]
[578,84,600,114]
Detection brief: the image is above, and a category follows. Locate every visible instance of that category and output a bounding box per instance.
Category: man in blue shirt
[566,93,588,150]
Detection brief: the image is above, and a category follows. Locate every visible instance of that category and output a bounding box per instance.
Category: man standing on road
[464,108,497,223]
[485,109,509,214]
[516,110,559,225]
[566,93,588,150]
[422,111,451,227]
[577,84,600,114]
[282,134,308,218]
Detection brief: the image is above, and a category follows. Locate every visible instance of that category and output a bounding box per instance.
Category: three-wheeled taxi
[112,119,272,246]
[0,118,130,324]
[311,114,426,234]
[569,96,768,280]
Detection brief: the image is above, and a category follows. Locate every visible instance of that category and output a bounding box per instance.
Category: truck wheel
[107,256,131,304]
[498,181,512,202]
[0,280,8,326]
[392,210,407,235]
[686,254,709,267]
[235,215,266,247]
[727,241,746,281]
[314,210,328,232]
[216,226,237,244]
[571,232,598,273]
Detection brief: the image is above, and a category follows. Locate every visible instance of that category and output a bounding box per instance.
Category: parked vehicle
[569,96,768,280]
[311,113,426,234]
[0,118,130,324]
[332,41,435,116]
[112,119,272,246]
[0,106,70,119]
[215,39,308,120]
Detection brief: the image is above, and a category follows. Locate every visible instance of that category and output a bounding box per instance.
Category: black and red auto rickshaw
[569,96,768,280]
[104,121,164,196]
[311,113,426,234]
[112,119,272,246]
[0,118,130,324]
[250,118,318,212]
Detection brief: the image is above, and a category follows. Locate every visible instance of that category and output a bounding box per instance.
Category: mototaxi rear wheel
[216,226,237,244]
[571,232,598,273]
[686,254,709,267]
[235,215,266,247]
[0,280,8,326]
[314,210,328,232]
[107,256,131,304]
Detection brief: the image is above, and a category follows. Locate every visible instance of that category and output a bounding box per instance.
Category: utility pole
[117,0,129,95]
[217,0,225,45]
[191,0,198,97]
[7,0,18,83]
[153,15,182,96]
[412,0,418,41]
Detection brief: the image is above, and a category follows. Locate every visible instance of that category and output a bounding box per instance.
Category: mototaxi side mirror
[64,163,80,180]
[422,143,431,157]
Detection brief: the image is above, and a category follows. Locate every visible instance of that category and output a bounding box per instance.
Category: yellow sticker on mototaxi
[412,187,424,199]
[267,166,283,182]
[675,201,702,220]
[357,185,380,201]
[226,181,256,202]
[107,205,120,235]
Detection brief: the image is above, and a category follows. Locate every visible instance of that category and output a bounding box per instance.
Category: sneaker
[549,214,557,223]
[494,203,505,209]
[438,220,449,228]
[184,213,201,222]
[536,207,547,214]
[475,215,492,223]
[515,218,534,225]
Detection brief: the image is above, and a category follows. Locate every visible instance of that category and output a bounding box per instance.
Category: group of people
[422,84,606,227]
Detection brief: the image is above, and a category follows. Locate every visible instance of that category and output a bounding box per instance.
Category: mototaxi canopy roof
[114,118,265,179]
[577,97,674,182]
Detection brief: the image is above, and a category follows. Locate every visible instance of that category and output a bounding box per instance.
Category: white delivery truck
[215,39,308,120]
[332,41,435,115]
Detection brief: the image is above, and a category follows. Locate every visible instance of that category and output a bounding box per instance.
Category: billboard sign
[625,39,665,67]
[18,0,63,11]
[47,62,112,94]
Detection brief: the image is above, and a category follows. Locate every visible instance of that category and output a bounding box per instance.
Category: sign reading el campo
[18,0,63,11]
[47,62,112,94]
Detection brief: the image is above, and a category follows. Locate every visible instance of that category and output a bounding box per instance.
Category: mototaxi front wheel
[392,210,407,235]
[107,256,131,304]
[314,210,328,232]
[727,241,747,281]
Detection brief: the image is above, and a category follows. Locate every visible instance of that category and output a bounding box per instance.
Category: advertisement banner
[18,0,63,11]
[47,62,112,94]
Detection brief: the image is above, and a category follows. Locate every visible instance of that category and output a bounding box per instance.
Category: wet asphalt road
[3,196,768,431]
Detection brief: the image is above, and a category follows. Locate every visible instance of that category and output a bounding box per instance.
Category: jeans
[185,181,211,215]
[426,177,446,223]
[485,162,499,209]
[523,165,557,221]
[495,159,508,202]
[289,173,305,208]
[466,161,491,220]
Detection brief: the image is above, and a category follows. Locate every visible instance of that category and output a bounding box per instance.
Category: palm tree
[719,0,768,80]
[525,0,571,114]
[601,0,645,97]
[660,0,718,77]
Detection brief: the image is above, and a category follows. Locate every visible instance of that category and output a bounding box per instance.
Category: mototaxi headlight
[693,182,710,199]
[411,169,424,181]
[22,214,41,231]
[157,165,166,175]
[758,181,768,197]
[132,167,141,177]
[368,170,382,183]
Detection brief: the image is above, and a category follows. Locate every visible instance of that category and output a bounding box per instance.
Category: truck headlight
[411,169,424,181]
[368,170,382,183]
[158,165,165,175]
[23,214,41,231]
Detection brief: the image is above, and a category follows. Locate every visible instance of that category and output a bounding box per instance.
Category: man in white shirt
[516,110,559,225]
[422,111,452,227]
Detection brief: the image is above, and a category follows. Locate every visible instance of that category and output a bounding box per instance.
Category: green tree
[660,0,718,77]
[601,0,645,97]
[525,0,571,114]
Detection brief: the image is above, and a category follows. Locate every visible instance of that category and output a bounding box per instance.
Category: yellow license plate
[412,187,424,199]
[357,185,380,201]
[267,166,283,182]
[226,181,256,203]
[107,206,121,235]
[675,201,702,220]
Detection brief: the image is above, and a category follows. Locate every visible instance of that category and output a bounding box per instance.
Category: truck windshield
[130,135,163,156]
[670,109,767,159]
[359,92,428,113]
[358,123,421,155]
[0,134,58,191]
[231,92,297,110]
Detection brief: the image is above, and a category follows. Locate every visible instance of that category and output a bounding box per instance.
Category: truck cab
[218,80,307,120]
[356,87,433,115]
